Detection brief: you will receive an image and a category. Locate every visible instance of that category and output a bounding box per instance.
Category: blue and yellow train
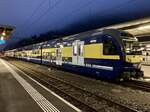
[5,29,143,81]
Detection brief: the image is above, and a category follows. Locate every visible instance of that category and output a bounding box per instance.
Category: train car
[5,29,143,81]
[5,49,15,57]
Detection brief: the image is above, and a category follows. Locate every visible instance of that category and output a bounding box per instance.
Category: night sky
[0,0,150,49]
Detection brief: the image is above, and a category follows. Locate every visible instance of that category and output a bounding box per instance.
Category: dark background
[0,0,150,50]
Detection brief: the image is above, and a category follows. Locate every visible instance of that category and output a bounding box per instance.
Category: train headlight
[133,64,138,68]
[133,63,141,69]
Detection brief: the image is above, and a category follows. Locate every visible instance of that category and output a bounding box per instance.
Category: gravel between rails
[8,59,139,112]
[121,80,150,92]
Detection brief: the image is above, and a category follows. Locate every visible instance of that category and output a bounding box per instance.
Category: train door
[72,41,84,65]
[56,46,62,65]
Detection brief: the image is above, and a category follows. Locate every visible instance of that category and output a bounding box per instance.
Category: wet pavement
[0,59,80,112]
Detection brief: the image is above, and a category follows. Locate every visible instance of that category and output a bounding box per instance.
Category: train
[5,29,144,81]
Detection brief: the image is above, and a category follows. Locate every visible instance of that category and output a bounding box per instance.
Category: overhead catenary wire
[17,0,47,36]
[35,0,135,34]
[35,0,94,34]
[18,0,137,38]
[21,0,62,36]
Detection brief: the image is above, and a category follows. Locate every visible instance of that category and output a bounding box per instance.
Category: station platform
[141,65,150,80]
[0,59,81,112]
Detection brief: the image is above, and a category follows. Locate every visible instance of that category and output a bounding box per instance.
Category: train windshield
[122,39,142,55]
[121,32,142,55]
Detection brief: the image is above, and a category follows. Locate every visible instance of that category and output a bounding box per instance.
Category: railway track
[122,80,150,92]
[9,60,139,112]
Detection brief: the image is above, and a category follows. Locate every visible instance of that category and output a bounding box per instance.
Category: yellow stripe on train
[62,47,72,57]
[84,43,120,60]
[126,55,143,63]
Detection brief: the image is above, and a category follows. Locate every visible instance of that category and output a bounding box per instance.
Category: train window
[103,39,119,55]
[73,45,78,56]
[56,48,61,58]
[56,49,59,57]
[146,52,149,56]
[120,32,133,37]
[79,44,83,56]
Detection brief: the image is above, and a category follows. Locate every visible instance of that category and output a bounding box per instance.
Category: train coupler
[134,70,144,79]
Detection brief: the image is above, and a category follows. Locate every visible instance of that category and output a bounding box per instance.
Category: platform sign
[0,25,15,44]
[0,40,6,44]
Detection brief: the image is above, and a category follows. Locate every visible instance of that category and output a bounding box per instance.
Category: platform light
[1,36,4,40]
[146,48,150,51]
[2,32,6,36]
[146,44,150,48]
[138,24,150,30]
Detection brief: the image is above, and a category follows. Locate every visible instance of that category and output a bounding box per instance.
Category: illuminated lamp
[138,24,150,30]
[146,44,150,48]
[2,32,5,36]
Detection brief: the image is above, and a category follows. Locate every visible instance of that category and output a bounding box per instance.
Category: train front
[121,33,144,79]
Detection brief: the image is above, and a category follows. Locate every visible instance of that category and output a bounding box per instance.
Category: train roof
[10,29,134,50]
